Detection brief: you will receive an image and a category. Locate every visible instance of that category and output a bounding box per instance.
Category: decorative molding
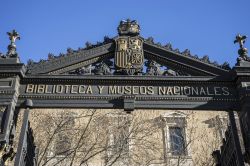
[19,95,237,102]
[21,76,236,86]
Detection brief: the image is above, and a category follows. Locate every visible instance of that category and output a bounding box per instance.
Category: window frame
[106,113,131,159]
[161,112,190,157]
[46,111,77,158]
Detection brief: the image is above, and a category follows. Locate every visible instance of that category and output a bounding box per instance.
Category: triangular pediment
[26,37,231,77]
[27,40,229,76]
[161,111,187,118]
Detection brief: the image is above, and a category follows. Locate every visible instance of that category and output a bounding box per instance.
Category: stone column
[234,64,250,163]
[0,31,25,165]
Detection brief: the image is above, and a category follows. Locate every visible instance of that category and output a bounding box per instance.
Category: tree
[28,109,229,166]
[29,109,164,166]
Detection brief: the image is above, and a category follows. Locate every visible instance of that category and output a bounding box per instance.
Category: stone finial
[6,30,20,57]
[234,34,247,49]
[7,30,20,44]
[234,34,249,64]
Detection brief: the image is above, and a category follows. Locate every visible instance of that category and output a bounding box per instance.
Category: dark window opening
[169,127,185,155]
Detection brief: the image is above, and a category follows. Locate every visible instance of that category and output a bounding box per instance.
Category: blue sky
[1,0,250,67]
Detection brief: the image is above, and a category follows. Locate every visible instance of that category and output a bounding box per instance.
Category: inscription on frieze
[24,84,231,97]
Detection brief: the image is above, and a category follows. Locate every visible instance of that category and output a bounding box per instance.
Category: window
[161,112,188,157]
[169,127,185,155]
[54,133,71,155]
[53,112,76,156]
[112,126,129,154]
[106,113,131,162]
[109,115,130,154]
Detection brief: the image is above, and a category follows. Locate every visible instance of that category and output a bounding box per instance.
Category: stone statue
[69,65,94,75]
[94,62,112,75]
[145,60,162,76]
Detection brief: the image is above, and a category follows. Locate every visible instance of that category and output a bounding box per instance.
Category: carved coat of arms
[114,19,144,75]
[115,36,144,73]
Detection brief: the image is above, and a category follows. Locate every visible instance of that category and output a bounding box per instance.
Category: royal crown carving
[118,19,140,36]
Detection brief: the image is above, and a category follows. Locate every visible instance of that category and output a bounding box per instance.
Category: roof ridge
[144,37,231,70]
[26,36,113,67]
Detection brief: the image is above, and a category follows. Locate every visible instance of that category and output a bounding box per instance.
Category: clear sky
[1,0,250,67]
